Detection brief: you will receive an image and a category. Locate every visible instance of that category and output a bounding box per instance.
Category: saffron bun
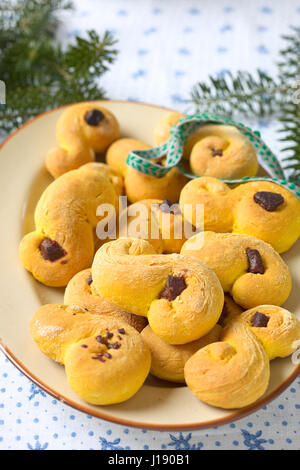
[188,125,258,179]
[64,268,147,332]
[124,166,187,204]
[184,305,300,409]
[240,305,300,360]
[45,103,120,178]
[153,111,185,146]
[141,324,222,383]
[118,198,194,254]
[91,237,224,344]
[152,111,194,159]
[180,176,234,233]
[80,162,124,197]
[30,304,151,405]
[181,232,291,309]
[19,167,118,287]
[179,176,300,253]
[106,137,151,175]
[106,137,187,203]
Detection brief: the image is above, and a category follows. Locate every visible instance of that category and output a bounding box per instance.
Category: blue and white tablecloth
[1,0,300,450]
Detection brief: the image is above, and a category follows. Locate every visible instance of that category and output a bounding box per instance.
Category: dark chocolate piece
[254,191,284,212]
[159,275,187,301]
[212,149,223,157]
[86,274,93,286]
[84,109,104,126]
[104,352,112,359]
[118,328,126,335]
[246,248,265,275]
[159,199,181,215]
[39,238,67,262]
[107,342,121,350]
[106,331,113,339]
[95,335,108,345]
[81,344,88,349]
[251,312,270,328]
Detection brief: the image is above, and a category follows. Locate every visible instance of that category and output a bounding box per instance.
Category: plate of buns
[0,100,300,430]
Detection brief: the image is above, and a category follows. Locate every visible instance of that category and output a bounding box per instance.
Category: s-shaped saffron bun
[91,237,224,344]
[19,167,118,287]
[141,324,222,383]
[184,305,300,409]
[30,304,151,405]
[181,232,291,309]
[45,103,120,178]
[64,269,148,332]
[106,138,187,203]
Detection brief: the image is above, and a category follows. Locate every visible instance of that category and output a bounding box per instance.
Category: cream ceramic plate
[0,100,299,430]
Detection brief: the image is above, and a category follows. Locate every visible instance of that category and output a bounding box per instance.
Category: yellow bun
[181,232,291,309]
[153,111,185,146]
[80,162,123,197]
[180,176,300,253]
[46,103,120,178]
[64,269,148,332]
[152,111,199,160]
[141,324,222,383]
[19,167,118,287]
[125,167,188,204]
[91,237,224,344]
[232,180,300,253]
[180,177,233,232]
[240,306,300,360]
[189,125,258,179]
[106,137,187,203]
[30,304,151,405]
[106,137,151,175]
[184,305,300,409]
[118,199,194,254]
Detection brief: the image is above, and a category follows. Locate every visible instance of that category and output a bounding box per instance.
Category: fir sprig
[277,28,300,181]
[190,70,286,118]
[190,27,300,182]
[0,0,118,133]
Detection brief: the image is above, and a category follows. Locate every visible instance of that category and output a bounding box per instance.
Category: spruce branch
[0,0,118,134]
[189,70,286,119]
[277,27,300,182]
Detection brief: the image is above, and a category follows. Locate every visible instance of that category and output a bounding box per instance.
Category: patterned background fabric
[1,0,300,450]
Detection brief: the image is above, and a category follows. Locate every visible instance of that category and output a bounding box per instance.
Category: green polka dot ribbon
[126,113,300,199]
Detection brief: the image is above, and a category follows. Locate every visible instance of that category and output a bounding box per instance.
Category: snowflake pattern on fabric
[165,433,203,450]
[241,430,268,450]
[99,437,131,450]
[1,0,300,450]
[27,436,49,450]
[28,384,47,401]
